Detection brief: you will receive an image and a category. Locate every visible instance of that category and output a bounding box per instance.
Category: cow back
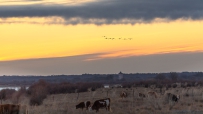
[91,98,110,111]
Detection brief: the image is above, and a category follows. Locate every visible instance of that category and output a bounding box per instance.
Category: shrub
[27,80,102,105]
[29,85,48,106]
[0,89,16,100]
[28,80,48,106]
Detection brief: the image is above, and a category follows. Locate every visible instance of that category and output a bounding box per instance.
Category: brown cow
[120,91,127,99]
[0,104,20,114]
[76,101,91,110]
[90,98,111,112]
[147,91,158,98]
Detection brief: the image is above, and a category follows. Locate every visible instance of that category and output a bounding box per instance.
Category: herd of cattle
[76,91,180,112]
[76,98,111,112]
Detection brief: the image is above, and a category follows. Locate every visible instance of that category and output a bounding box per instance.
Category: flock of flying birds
[102,36,133,40]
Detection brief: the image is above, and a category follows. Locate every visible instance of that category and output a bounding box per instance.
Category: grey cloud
[0,0,203,24]
[0,0,42,3]
[1,52,203,75]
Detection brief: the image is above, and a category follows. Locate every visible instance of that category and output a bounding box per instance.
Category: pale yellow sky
[1,18,203,61]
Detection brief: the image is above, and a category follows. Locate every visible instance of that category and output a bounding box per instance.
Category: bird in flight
[103,36,133,40]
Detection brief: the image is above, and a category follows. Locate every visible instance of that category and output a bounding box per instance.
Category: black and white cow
[76,101,91,110]
[166,93,180,102]
[90,98,111,112]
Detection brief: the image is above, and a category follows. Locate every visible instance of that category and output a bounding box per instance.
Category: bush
[0,89,16,100]
[12,86,28,104]
[29,85,48,106]
[28,80,48,106]
[27,80,102,105]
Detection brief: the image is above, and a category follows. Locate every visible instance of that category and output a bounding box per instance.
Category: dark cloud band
[0,0,203,24]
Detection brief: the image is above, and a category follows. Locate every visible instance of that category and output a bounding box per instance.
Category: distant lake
[0,86,29,91]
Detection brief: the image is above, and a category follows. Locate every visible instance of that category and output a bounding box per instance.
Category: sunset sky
[1,0,203,75]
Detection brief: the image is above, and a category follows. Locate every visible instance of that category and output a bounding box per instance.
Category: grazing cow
[0,104,21,114]
[90,98,111,112]
[138,92,146,99]
[76,101,91,110]
[147,91,158,98]
[166,93,180,102]
[120,91,127,99]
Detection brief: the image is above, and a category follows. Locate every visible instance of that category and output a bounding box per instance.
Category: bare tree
[155,73,166,81]
[170,72,178,82]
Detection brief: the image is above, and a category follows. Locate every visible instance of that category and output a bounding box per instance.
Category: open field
[3,87,203,114]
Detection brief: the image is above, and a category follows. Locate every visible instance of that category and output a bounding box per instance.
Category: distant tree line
[122,72,203,89]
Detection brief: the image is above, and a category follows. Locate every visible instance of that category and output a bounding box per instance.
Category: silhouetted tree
[155,73,166,80]
[106,75,114,81]
[170,72,178,82]
[28,80,48,106]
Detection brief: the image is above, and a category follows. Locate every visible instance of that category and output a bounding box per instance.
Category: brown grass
[2,87,203,114]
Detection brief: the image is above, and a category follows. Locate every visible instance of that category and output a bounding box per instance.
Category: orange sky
[1,18,203,61]
[1,0,203,75]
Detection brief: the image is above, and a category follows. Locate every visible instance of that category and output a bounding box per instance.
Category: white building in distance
[118,71,123,80]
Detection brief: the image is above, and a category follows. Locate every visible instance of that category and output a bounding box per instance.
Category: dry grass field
[3,87,203,114]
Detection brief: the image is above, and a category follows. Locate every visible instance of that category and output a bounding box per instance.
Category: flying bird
[103,36,133,40]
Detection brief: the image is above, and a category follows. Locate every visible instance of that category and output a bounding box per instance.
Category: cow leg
[96,108,99,112]
[16,110,19,114]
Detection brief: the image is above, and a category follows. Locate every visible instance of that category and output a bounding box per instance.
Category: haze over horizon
[1,0,203,75]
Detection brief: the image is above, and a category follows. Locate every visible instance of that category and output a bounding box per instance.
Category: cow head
[177,95,180,99]
[89,106,93,111]
[171,94,180,102]
[176,95,180,101]
[91,105,96,110]
[89,105,97,112]
[87,104,92,111]
[76,104,80,109]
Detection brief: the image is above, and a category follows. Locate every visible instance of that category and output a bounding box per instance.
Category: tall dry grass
[2,87,203,114]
